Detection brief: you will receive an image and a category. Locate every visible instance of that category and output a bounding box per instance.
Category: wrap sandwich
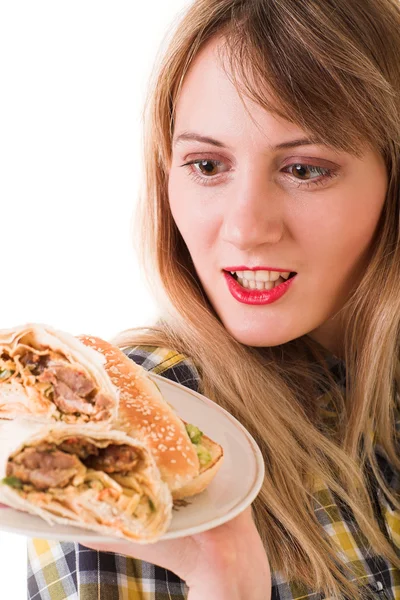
[78,335,224,500]
[0,419,173,543]
[0,323,119,425]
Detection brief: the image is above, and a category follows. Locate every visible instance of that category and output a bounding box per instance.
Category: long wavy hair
[110,1,400,598]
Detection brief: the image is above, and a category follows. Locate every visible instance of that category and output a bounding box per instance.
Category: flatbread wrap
[0,419,173,543]
[0,323,119,425]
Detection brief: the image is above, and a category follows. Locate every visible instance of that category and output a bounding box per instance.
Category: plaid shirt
[27,345,400,600]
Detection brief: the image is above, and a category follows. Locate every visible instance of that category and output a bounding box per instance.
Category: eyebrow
[172,131,320,150]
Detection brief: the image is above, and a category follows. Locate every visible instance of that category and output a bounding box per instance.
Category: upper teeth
[230,270,290,281]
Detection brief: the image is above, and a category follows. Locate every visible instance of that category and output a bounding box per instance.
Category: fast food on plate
[0,322,224,504]
[78,335,224,500]
[0,419,173,543]
[0,324,118,424]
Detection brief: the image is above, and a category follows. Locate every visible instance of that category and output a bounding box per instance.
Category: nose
[220,171,284,252]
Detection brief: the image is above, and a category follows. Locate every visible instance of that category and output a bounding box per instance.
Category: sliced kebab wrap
[0,323,119,425]
[0,419,173,543]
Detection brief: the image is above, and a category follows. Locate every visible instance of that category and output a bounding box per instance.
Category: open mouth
[226,271,297,291]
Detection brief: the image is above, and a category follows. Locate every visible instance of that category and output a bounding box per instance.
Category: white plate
[0,373,265,542]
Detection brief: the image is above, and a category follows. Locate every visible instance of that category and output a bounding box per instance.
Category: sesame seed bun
[77,335,224,499]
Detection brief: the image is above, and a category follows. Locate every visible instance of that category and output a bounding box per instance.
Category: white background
[0,1,189,597]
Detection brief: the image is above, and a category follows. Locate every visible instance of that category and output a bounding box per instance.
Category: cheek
[168,175,222,255]
[293,181,386,273]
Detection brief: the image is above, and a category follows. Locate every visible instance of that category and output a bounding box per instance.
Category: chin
[221,321,296,348]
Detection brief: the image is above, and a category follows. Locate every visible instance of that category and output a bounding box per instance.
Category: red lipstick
[223,270,297,305]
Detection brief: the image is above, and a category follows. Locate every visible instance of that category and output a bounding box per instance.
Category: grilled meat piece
[7,445,81,490]
[45,364,96,397]
[37,363,114,417]
[59,438,99,459]
[20,352,50,375]
[86,445,139,474]
[38,372,96,415]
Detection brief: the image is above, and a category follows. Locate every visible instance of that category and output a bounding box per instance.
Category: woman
[27,0,400,598]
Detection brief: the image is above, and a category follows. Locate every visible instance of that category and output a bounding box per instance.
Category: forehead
[173,36,308,148]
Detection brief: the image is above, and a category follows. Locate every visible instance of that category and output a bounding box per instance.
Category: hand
[82,504,271,600]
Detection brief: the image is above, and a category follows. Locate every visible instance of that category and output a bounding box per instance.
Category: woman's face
[168,36,388,353]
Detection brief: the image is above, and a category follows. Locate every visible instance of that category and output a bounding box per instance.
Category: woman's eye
[284,164,329,182]
[189,159,225,176]
[179,158,230,187]
[180,158,338,188]
[282,164,338,188]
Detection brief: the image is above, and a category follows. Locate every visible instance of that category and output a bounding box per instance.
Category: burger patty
[7,445,81,490]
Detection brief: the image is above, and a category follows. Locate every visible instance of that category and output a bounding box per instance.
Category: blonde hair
[111,1,400,598]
